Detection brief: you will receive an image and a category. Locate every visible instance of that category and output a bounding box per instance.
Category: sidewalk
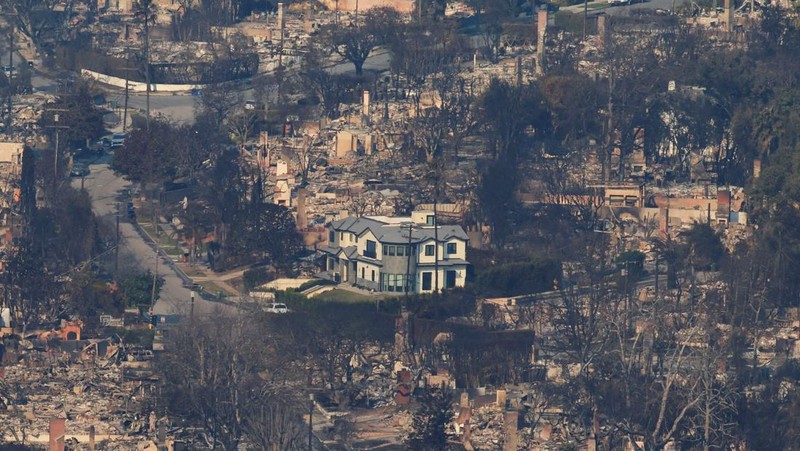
[133,214,244,297]
[175,262,243,297]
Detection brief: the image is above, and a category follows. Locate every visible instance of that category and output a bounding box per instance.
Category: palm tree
[133,0,158,129]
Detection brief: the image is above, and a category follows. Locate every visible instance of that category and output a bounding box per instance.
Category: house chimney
[157,420,166,451]
[536,10,548,74]
[496,389,507,407]
[596,14,607,48]
[362,90,370,117]
[49,417,65,451]
[304,2,312,33]
[503,411,519,451]
[723,0,734,32]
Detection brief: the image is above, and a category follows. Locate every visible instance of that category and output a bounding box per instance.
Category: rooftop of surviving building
[330,215,469,244]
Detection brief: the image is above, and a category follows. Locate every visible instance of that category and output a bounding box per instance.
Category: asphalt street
[71,162,228,317]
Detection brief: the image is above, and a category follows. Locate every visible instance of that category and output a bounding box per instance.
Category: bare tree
[160,314,307,450]
[300,47,351,119]
[198,82,242,127]
[227,109,257,145]
[1,0,65,49]
[288,136,325,185]
[316,7,400,76]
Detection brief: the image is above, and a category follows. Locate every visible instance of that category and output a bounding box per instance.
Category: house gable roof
[330,216,469,245]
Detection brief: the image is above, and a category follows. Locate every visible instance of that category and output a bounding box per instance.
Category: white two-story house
[319,213,469,294]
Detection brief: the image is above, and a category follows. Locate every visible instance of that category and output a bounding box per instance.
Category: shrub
[474,257,561,297]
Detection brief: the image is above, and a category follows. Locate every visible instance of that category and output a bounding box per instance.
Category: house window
[426,215,435,225]
[446,270,457,288]
[340,232,344,241]
[396,246,405,257]
[384,274,408,292]
[422,272,432,291]
[371,270,375,282]
[365,240,377,258]
[425,244,435,256]
[386,245,396,256]
[329,230,335,243]
[361,267,365,279]
[446,242,457,255]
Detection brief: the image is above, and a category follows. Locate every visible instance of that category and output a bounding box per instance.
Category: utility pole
[403,222,419,300]
[1,13,20,126]
[383,76,389,123]
[190,291,195,323]
[150,241,159,307]
[119,59,137,133]
[45,109,69,194]
[308,393,314,451]
[150,195,160,308]
[115,202,120,273]
[7,22,12,122]
[278,3,285,69]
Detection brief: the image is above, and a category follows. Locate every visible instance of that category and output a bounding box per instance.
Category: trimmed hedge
[475,257,562,297]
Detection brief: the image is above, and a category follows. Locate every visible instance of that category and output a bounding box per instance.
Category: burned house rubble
[1,0,800,449]
[0,321,170,449]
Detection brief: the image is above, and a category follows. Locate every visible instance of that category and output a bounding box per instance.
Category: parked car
[111,133,127,148]
[263,303,290,314]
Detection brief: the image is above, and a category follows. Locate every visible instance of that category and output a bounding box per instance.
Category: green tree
[118,271,163,309]
[683,223,725,271]
[111,119,183,184]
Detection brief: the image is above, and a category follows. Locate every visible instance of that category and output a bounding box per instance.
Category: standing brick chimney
[503,411,519,451]
[723,0,734,32]
[49,417,65,451]
[536,10,548,74]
